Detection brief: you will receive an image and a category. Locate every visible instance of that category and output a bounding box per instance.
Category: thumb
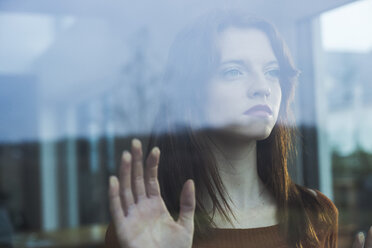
[177,179,196,232]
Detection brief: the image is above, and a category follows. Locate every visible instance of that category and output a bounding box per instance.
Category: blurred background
[0,0,371,247]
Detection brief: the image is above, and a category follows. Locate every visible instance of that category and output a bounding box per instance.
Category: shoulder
[306,188,339,247]
[303,187,339,226]
[306,188,317,197]
[313,189,338,215]
[304,188,338,212]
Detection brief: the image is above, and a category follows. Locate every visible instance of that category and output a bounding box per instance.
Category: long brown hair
[146,10,335,247]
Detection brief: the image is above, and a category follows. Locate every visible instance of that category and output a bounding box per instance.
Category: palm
[108,138,195,248]
[117,197,191,248]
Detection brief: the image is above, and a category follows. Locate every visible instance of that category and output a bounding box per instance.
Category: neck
[203,129,271,212]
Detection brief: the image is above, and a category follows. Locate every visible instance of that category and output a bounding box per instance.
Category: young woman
[105,11,372,248]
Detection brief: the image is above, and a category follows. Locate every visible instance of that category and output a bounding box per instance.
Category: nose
[247,77,271,99]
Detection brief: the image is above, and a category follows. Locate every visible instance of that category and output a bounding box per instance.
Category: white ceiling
[0,0,358,22]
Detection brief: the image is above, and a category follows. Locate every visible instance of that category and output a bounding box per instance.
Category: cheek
[272,85,282,115]
[209,83,245,108]
[205,83,245,122]
[276,88,282,105]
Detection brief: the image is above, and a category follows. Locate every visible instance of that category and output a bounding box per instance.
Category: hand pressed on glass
[108,138,196,248]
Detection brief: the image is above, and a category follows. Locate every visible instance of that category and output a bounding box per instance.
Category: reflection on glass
[318,0,372,247]
[0,1,371,248]
[105,11,339,248]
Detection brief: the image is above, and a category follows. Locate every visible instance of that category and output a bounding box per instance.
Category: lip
[243,104,273,116]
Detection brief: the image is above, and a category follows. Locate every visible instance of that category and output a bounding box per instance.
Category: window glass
[0,1,370,247]
[316,0,372,246]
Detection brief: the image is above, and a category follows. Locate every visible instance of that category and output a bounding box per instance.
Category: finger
[108,176,125,228]
[352,232,365,248]
[119,151,135,215]
[144,147,161,197]
[365,226,372,248]
[177,179,196,233]
[131,138,147,202]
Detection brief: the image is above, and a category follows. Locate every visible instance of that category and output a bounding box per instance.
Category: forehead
[217,27,277,64]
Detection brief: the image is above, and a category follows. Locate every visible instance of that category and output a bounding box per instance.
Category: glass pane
[317,0,372,246]
[0,1,370,248]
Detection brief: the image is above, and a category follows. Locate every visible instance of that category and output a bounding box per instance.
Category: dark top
[105,189,338,248]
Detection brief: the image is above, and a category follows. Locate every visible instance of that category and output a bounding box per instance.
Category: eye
[221,68,243,80]
[265,69,280,79]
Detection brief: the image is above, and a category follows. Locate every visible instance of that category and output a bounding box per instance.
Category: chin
[241,131,272,141]
[219,124,274,141]
[256,133,272,141]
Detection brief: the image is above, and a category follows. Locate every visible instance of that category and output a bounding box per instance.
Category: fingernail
[122,151,131,162]
[358,232,364,243]
[132,138,141,148]
[189,179,195,192]
[152,147,160,156]
[110,176,117,187]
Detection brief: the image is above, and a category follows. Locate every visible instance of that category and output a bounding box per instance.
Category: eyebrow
[264,61,279,67]
[219,60,279,67]
[220,60,246,66]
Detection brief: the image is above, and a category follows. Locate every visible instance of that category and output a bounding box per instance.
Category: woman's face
[204,27,282,140]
